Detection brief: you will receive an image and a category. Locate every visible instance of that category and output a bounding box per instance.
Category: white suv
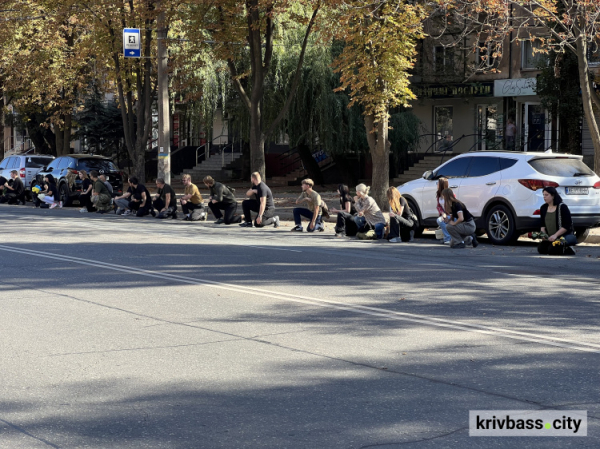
[397,151,600,245]
[0,154,55,199]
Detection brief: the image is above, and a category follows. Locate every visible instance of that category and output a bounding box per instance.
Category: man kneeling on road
[240,172,279,228]
[180,174,206,221]
[203,176,241,224]
[0,170,25,205]
[152,178,178,219]
[114,177,152,217]
[89,171,113,213]
[291,178,324,232]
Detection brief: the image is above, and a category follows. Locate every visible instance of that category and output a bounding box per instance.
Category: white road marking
[0,243,599,355]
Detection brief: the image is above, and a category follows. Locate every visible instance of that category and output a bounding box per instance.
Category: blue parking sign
[123,28,141,58]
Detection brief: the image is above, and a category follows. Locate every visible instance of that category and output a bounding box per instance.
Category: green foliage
[75,91,125,156]
[389,110,422,154]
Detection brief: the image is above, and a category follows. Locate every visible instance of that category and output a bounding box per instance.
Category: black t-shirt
[255,182,275,210]
[399,197,411,220]
[48,183,59,199]
[81,178,92,194]
[340,195,356,214]
[158,184,177,209]
[128,184,150,202]
[451,201,474,222]
[0,176,7,187]
[12,177,24,196]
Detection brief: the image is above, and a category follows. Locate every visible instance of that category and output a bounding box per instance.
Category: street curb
[586,235,600,244]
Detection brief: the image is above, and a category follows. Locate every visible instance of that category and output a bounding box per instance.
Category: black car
[35,155,124,206]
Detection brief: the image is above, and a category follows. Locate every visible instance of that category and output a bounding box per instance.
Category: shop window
[522,40,549,70]
[476,105,498,151]
[434,106,454,151]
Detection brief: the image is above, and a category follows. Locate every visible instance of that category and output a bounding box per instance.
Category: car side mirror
[42,166,47,171]
[423,170,433,180]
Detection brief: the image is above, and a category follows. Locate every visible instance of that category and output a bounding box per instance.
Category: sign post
[123,28,141,58]
[157,9,171,184]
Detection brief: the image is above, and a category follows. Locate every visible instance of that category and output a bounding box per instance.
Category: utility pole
[157,4,171,183]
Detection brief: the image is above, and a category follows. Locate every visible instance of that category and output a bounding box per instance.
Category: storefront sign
[414,83,494,99]
[494,78,537,97]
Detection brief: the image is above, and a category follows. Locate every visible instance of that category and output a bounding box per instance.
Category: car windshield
[529,158,595,177]
[26,157,53,168]
[77,159,118,173]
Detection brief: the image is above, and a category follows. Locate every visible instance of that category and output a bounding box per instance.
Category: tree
[333,0,426,207]
[180,1,329,178]
[433,0,600,172]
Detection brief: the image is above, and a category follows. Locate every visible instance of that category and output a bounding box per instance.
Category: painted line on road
[1,243,599,355]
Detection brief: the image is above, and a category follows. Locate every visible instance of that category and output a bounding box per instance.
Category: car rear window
[25,157,53,168]
[529,158,595,177]
[77,159,118,173]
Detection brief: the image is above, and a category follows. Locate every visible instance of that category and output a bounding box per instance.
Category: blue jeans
[437,216,451,242]
[293,208,322,232]
[354,215,385,239]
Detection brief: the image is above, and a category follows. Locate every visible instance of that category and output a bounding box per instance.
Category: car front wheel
[406,199,424,237]
[59,183,71,207]
[485,204,516,245]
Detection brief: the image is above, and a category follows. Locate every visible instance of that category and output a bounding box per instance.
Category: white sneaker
[123,210,132,216]
[389,237,402,243]
[59,201,63,208]
[49,203,58,209]
[79,208,87,213]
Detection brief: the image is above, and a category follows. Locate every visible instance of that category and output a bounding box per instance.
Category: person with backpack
[537,186,577,256]
[203,176,241,224]
[152,178,178,219]
[290,178,324,232]
[441,188,478,249]
[386,187,415,243]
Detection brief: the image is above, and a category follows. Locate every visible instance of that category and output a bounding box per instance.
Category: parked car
[0,154,55,199]
[398,151,600,245]
[34,155,124,206]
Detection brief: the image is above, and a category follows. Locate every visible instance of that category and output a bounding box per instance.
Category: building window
[476,105,499,151]
[475,42,500,72]
[434,46,455,74]
[522,40,548,70]
[435,106,454,151]
[589,43,600,67]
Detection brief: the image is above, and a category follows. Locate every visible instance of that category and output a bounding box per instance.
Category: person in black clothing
[152,178,178,219]
[537,186,577,255]
[0,170,26,205]
[39,174,62,209]
[240,172,279,228]
[442,188,478,249]
[204,176,241,224]
[78,170,95,213]
[114,177,152,217]
[332,184,358,237]
[386,187,415,243]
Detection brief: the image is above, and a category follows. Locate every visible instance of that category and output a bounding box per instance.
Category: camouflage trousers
[92,193,112,211]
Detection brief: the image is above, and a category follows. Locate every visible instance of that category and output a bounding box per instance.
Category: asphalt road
[1,204,599,448]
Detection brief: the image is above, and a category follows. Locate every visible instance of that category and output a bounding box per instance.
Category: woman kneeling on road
[335,184,385,239]
[386,187,414,243]
[442,188,478,249]
[537,187,577,256]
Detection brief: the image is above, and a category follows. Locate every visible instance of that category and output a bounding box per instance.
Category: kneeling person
[291,178,324,232]
[181,174,206,221]
[153,178,178,219]
[90,171,112,213]
[240,172,279,228]
[204,176,240,224]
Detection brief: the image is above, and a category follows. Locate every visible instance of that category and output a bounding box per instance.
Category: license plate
[565,187,589,195]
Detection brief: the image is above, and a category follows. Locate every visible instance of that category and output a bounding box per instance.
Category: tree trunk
[62,113,72,155]
[0,94,4,161]
[133,140,146,181]
[55,122,64,157]
[576,37,600,173]
[364,114,389,209]
[249,104,266,178]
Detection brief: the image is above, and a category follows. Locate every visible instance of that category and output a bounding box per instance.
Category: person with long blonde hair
[441,188,478,248]
[386,187,415,243]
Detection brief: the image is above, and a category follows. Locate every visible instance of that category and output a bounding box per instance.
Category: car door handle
[450,185,458,189]
[486,182,497,186]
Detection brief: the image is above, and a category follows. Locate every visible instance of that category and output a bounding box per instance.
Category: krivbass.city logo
[469,410,587,437]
